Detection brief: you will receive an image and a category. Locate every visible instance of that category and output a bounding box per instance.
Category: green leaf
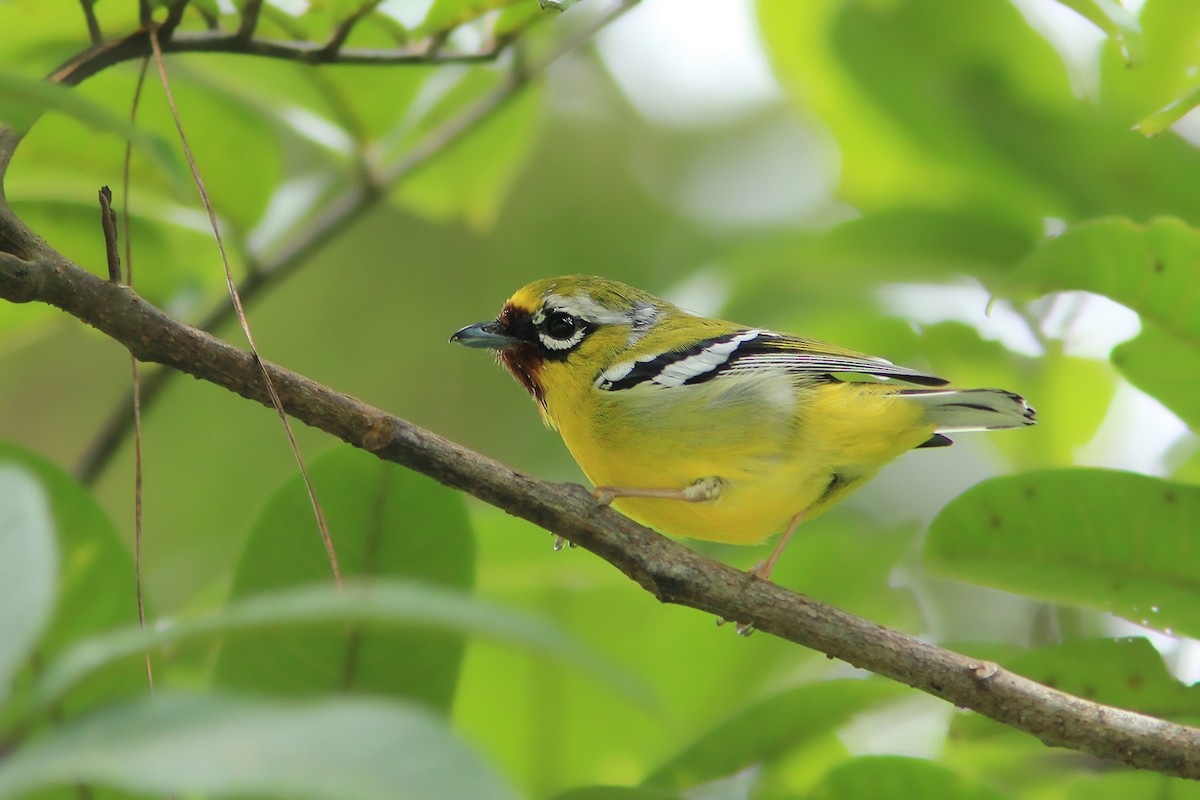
[912,322,1114,469]
[1136,82,1200,136]
[1101,0,1200,126]
[642,679,904,792]
[390,74,544,230]
[0,460,56,702]
[0,693,516,800]
[0,69,184,192]
[1007,217,1200,347]
[416,0,528,38]
[1052,0,1144,65]
[214,448,474,709]
[35,580,646,715]
[0,442,144,726]
[1005,638,1200,720]
[926,468,1200,639]
[809,755,1006,800]
[1067,771,1200,800]
[1111,323,1200,430]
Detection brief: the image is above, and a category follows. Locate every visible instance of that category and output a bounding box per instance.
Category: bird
[451,275,1035,584]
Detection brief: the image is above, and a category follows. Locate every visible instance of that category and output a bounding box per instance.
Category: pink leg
[592,476,723,507]
[749,510,805,583]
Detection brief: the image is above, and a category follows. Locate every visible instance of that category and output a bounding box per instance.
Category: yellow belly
[548,378,936,545]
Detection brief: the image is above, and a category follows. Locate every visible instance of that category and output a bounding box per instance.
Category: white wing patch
[595,329,769,391]
[652,329,765,387]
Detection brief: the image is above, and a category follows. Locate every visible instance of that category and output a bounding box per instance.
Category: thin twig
[237,0,263,39]
[146,27,342,586]
[1,248,1198,778]
[96,187,120,282]
[78,0,102,44]
[122,55,153,694]
[160,0,192,40]
[321,0,385,58]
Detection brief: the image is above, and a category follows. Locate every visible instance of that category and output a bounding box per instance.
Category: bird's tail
[901,388,1036,433]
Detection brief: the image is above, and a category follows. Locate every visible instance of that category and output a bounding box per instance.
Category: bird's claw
[715,616,755,636]
[589,487,615,509]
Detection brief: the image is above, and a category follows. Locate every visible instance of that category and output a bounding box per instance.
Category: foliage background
[1,0,1200,797]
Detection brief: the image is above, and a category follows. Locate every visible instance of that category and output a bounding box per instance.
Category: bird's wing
[722,333,949,386]
[594,329,948,392]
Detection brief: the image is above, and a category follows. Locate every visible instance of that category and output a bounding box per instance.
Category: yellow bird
[451,276,1034,582]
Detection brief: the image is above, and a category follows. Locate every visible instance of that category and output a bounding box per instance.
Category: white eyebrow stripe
[542,293,630,325]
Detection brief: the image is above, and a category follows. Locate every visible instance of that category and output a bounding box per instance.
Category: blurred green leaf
[0,458,56,703]
[214,448,474,709]
[926,468,1200,639]
[0,693,516,800]
[760,0,1200,224]
[391,75,544,229]
[1053,0,1143,65]
[808,755,1006,800]
[1136,82,1200,136]
[642,679,904,792]
[36,580,645,714]
[416,0,527,38]
[0,442,144,726]
[1067,771,1200,800]
[1111,323,1200,430]
[1101,0,1200,124]
[0,69,183,191]
[915,322,1115,468]
[1008,217,1200,346]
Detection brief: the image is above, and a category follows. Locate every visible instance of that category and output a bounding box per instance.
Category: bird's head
[450,275,667,409]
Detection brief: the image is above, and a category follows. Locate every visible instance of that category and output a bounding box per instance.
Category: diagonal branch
[1,243,1199,779]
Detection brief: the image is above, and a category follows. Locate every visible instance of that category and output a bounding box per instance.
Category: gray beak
[449,320,522,350]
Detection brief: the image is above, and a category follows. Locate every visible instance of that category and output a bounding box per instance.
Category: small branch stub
[97,186,121,283]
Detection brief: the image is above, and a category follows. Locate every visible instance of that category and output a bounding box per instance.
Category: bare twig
[121,56,153,695]
[160,0,192,41]
[1,247,1198,778]
[147,27,341,585]
[237,0,264,39]
[321,0,385,58]
[78,0,102,44]
[97,187,120,282]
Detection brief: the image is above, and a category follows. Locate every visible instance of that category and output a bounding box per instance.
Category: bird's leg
[748,510,805,583]
[719,511,807,635]
[591,476,724,508]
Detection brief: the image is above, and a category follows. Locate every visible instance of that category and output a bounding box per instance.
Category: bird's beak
[449,320,522,350]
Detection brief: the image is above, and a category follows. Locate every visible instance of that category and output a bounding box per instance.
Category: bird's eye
[542,310,577,340]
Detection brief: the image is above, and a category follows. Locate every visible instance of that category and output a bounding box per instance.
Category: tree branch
[49,29,511,89]
[1,241,1199,779]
